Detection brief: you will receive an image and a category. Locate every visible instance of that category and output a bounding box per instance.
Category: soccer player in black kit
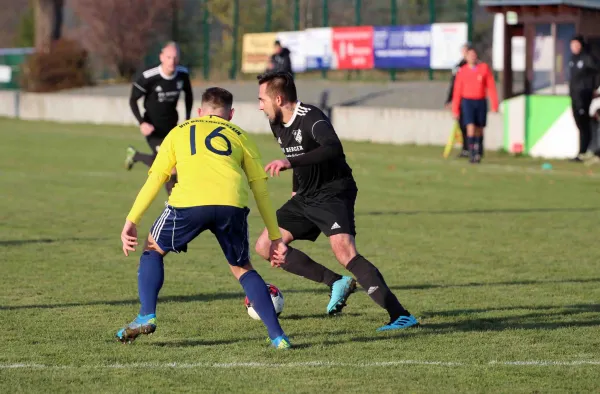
[568,35,599,162]
[254,71,419,331]
[125,42,194,194]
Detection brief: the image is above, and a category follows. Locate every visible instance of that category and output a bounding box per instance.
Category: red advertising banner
[331,26,374,70]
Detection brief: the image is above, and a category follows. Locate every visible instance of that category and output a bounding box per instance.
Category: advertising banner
[331,26,374,70]
[275,31,307,73]
[430,23,468,69]
[304,27,333,70]
[373,25,431,69]
[241,32,277,73]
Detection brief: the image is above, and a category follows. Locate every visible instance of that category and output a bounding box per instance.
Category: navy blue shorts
[461,98,488,127]
[150,205,250,266]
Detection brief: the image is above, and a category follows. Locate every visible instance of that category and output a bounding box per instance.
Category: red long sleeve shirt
[452,62,499,117]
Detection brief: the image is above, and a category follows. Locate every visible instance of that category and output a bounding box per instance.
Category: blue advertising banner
[373,25,432,69]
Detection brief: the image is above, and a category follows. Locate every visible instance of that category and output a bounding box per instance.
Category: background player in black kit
[254,71,419,331]
[567,35,600,162]
[125,41,194,194]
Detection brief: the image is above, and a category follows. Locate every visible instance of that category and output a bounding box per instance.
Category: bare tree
[34,0,63,52]
[71,0,173,80]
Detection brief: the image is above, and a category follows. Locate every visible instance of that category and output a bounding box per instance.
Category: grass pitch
[1,117,600,393]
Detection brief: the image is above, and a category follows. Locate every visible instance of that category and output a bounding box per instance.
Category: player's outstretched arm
[249,178,287,265]
[121,220,138,256]
[125,171,169,226]
[286,120,344,168]
[130,74,148,124]
[124,135,176,237]
[249,178,281,241]
[241,133,287,264]
[183,73,193,120]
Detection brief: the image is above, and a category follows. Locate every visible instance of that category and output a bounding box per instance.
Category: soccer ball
[244,284,284,321]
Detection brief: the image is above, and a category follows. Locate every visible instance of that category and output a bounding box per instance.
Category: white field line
[1,360,600,370]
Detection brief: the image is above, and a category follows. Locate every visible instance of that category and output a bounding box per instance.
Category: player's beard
[270,105,283,125]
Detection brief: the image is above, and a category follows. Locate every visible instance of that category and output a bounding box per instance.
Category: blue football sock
[138,250,164,316]
[239,270,284,340]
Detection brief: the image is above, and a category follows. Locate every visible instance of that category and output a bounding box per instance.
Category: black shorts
[145,135,164,155]
[145,123,176,155]
[276,190,357,242]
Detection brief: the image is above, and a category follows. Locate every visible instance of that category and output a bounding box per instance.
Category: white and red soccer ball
[244,284,284,320]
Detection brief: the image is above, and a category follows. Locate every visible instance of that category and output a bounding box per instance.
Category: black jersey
[569,52,599,97]
[270,102,356,198]
[129,64,193,137]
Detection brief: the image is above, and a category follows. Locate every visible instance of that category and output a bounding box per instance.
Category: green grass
[1,117,600,393]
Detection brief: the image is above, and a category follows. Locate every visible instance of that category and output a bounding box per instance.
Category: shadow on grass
[281,312,362,321]
[389,277,600,292]
[3,279,600,311]
[0,293,243,311]
[328,303,600,344]
[151,338,256,347]
[421,303,600,318]
[1,237,109,246]
[359,207,600,217]
[153,339,315,350]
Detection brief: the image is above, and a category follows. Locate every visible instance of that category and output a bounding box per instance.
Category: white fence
[0,90,503,149]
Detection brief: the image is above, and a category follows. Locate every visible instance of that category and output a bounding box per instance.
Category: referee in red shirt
[452,46,499,163]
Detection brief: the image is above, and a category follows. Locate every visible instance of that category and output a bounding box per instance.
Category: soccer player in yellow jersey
[116,87,291,349]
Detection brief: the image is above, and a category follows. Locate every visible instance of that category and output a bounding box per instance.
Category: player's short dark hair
[257,71,297,103]
[202,87,233,110]
[274,40,281,46]
[571,35,585,46]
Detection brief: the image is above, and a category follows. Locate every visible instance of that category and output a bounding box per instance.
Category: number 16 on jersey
[190,125,232,156]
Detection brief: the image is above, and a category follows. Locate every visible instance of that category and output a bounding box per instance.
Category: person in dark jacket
[568,35,600,162]
[446,44,469,158]
[268,41,293,77]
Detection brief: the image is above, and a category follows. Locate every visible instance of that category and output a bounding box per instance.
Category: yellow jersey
[126,115,280,240]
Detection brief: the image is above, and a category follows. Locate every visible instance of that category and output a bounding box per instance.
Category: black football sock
[479,134,484,156]
[346,255,409,322]
[133,152,155,167]
[281,247,342,287]
[460,125,468,152]
[467,136,476,160]
[472,137,480,158]
[165,174,177,196]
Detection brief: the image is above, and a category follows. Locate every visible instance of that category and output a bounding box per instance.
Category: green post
[294,0,300,30]
[230,0,239,80]
[428,0,435,81]
[467,0,474,43]
[321,0,329,79]
[265,0,272,32]
[172,0,178,41]
[202,0,210,80]
[390,0,397,81]
[352,0,361,81]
